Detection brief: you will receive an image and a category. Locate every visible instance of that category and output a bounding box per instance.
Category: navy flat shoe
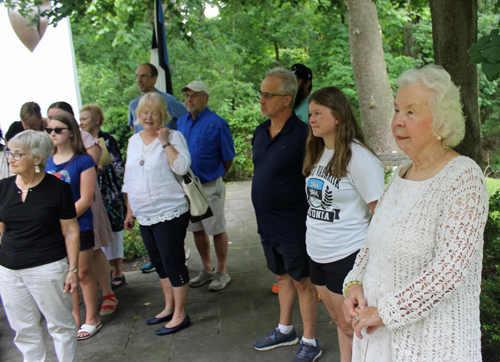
[146,313,174,325]
[155,315,191,335]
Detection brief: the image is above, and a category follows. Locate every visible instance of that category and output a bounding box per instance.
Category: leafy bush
[122,223,148,261]
[481,178,500,359]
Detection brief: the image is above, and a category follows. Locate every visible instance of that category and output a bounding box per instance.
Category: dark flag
[151,0,172,95]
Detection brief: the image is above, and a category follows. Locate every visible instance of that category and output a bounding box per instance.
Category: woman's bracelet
[162,142,171,149]
[68,267,79,274]
[343,280,363,297]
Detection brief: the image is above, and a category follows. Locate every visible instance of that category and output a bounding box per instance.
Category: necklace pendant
[140,160,145,166]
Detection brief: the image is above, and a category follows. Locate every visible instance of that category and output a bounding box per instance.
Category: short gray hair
[266,67,298,110]
[395,65,465,148]
[9,130,53,170]
[135,92,171,128]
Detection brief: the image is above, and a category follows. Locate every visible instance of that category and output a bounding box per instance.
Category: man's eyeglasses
[258,91,288,100]
[45,127,69,135]
[5,149,26,161]
[184,92,206,100]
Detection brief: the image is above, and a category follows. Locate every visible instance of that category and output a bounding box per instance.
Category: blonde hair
[135,92,171,128]
[80,104,104,127]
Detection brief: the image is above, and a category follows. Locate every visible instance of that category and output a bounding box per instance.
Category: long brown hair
[302,87,375,178]
[48,111,88,155]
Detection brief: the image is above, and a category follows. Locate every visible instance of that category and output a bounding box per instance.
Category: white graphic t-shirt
[305,141,384,263]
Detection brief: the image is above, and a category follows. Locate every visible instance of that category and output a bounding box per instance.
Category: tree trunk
[274,40,280,66]
[403,16,420,59]
[429,0,482,165]
[345,0,397,153]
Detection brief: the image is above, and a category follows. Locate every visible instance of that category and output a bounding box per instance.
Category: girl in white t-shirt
[303,86,384,362]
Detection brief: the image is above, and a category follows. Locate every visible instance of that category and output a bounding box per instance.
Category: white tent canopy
[0,4,81,135]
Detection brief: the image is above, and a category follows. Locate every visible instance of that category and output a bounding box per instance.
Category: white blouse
[122,130,191,226]
[344,156,489,361]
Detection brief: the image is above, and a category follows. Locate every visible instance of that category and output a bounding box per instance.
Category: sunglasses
[45,127,69,135]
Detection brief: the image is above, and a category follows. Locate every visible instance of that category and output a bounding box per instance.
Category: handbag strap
[62,154,78,172]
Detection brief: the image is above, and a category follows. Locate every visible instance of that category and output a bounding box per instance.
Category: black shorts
[309,250,359,294]
[261,239,310,282]
[80,229,95,251]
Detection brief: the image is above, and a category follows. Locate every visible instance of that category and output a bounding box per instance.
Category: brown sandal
[99,294,118,316]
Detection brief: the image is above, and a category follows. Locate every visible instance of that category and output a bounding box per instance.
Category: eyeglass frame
[140,111,161,119]
[258,90,289,100]
[5,149,26,161]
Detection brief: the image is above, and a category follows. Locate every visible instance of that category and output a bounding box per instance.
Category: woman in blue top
[45,111,102,340]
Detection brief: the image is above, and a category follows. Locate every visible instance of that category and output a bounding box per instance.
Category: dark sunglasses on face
[45,127,69,135]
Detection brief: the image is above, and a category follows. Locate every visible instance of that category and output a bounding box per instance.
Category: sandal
[100,294,118,316]
[111,274,126,289]
[77,323,102,340]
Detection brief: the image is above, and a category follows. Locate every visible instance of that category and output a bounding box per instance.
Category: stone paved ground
[0,181,340,362]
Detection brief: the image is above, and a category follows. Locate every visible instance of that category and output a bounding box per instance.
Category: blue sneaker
[141,261,155,273]
[291,340,322,362]
[254,326,299,351]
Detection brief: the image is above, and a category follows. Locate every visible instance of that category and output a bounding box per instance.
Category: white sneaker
[189,268,215,287]
[208,271,231,291]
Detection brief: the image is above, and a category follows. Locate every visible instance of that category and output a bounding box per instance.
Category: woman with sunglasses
[48,103,118,318]
[45,112,103,340]
[0,130,79,361]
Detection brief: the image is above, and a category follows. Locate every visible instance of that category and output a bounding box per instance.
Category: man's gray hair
[9,130,53,170]
[266,67,298,110]
[396,64,465,148]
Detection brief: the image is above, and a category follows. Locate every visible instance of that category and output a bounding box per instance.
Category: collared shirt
[251,113,309,244]
[175,107,235,183]
[128,89,188,134]
[294,95,310,124]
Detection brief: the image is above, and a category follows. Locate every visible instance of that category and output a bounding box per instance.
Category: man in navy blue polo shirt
[176,81,235,292]
[251,68,321,362]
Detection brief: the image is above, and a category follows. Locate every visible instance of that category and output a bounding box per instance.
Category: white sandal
[77,323,103,340]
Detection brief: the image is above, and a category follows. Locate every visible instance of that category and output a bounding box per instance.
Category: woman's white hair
[135,92,171,128]
[396,64,465,148]
[9,130,53,170]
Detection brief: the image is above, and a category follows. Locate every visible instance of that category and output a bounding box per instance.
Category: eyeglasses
[5,149,26,161]
[258,91,288,100]
[140,111,161,119]
[45,127,69,135]
[184,92,206,99]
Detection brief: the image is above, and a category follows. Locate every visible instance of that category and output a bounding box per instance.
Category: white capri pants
[0,259,76,362]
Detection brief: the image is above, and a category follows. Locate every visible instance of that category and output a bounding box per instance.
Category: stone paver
[0,181,339,362]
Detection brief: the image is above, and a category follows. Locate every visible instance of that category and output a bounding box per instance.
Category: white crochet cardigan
[344,156,489,361]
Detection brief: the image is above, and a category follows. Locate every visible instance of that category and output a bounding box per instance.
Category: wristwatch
[68,267,79,273]
[162,142,171,149]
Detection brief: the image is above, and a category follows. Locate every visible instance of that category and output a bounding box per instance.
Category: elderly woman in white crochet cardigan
[342,65,489,362]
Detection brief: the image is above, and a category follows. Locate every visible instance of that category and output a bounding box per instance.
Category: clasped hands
[343,284,384,339]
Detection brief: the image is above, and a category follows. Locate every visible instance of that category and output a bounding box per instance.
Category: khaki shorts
[187,177,226,235]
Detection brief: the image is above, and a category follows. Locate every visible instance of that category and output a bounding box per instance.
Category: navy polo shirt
[251,113,309,244]
[176,107,235,183]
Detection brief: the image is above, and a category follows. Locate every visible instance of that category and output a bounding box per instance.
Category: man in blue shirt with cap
[176,80,235,291]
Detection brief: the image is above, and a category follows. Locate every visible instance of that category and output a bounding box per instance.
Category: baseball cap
[291,64,312,81]
[181,81,209,95]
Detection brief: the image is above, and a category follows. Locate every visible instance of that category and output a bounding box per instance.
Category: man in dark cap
[291,64,313,124]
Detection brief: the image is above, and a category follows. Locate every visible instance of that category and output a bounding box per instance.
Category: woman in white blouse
[342,65,489,361]
[123,92,192,336]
